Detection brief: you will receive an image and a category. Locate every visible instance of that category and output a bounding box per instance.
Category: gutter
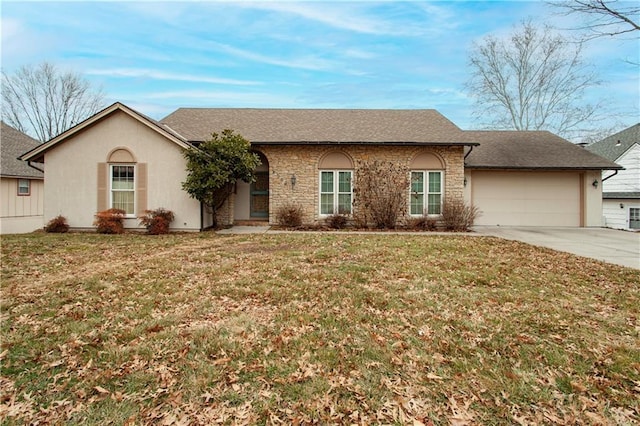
[200,202,204,232]
[252,141,480,146]
[191,140,480,147]
[601,170,619,182]
[465,166,624,171]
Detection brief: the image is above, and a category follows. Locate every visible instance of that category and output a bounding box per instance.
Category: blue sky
[2,1,638,138]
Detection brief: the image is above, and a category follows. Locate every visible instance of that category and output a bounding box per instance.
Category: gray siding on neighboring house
[602,144,640,194]
[1,122,45,234]
[587,124,640,230]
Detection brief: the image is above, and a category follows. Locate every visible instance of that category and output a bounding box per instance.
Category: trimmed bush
[275,203,303,228]
[326,214,348,229]
[441,200,480,232]
[139,208,175,235]
[94,208,126,234]
[44,215,69,233]
[408,215,437,231]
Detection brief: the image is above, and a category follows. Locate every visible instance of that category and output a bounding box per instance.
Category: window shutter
[137,163,148,215]
[97,163,108,212]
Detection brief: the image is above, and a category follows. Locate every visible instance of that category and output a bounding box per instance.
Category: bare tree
[466,20,603,140]
[1,62,105,142]
[549,0,639,39]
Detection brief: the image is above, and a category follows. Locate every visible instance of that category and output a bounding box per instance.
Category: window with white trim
[17,179,30,196]
[110,165,135,215]
[320,170,352,215]
[410,171,442,215]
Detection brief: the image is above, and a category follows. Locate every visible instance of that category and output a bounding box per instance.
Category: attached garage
[470,171,581,226]
[464,131,622,227]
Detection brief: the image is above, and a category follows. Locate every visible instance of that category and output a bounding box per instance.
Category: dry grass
[1,232,639,425]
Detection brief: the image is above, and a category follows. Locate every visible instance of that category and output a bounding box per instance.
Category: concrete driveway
[474,226,640,269]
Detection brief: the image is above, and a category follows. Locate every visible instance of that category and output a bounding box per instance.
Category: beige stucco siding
[469,170,602,227]
[43,111,201,230]
[251,144,464,225]
[0,177,44,233]
[582,170,603,227]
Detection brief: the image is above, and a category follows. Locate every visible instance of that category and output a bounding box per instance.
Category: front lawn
[1,232,638,424]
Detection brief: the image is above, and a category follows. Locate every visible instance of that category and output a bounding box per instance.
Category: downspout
[601,170,618,182]
[463,145,474,161]
[200,202,204,232]
[27,161,44,173]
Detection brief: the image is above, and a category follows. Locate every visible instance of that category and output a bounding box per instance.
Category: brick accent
[243,145,465,226]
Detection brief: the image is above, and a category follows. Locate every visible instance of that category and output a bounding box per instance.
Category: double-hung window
[110,165,135,215]
[17,179,30,196]
[410,171,442,215]
[320,170,352,215]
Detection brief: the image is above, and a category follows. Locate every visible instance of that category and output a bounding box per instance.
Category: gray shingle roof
[161,108,472,145]
[1,122,44,178]
[465,130,621,170]
[586,123,639,161]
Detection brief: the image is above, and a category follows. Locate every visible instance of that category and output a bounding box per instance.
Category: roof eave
[0,173,44,180]
[465,165,624,170]
[190,140,479,146]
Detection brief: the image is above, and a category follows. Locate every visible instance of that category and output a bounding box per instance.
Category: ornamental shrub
[407,215,437,231]
[326,214,348,229]
[139,208,175,235]
[275,203,303,228]
[440,200,480,232]
[44,215,69,233]
[94,208,126,234]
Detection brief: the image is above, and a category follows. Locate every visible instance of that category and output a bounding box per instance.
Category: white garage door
[471,171,581,226]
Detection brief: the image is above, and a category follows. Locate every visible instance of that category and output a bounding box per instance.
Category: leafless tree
[549,0,639,39]
[1,62,105,142]
[466,20,604,140]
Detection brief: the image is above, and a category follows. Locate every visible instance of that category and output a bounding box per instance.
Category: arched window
[318,151,353,215]
[98,148,146,216]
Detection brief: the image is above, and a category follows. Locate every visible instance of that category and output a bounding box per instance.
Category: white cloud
[211,42,337,72]
[0,18,58,67]
[85,68,261,86]
[238,2,422,36]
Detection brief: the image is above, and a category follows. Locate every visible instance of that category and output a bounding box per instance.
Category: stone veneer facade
[219,144,465,226]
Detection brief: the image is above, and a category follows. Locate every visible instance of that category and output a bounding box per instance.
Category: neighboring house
[1,122,45,234]
[19,102,620,231]
[586,124,640,230]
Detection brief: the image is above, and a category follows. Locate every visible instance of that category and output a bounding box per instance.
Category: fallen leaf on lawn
[213,357,231,366]
[94,386,110,395]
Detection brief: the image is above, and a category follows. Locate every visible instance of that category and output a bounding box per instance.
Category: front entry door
[250,172,269,218]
